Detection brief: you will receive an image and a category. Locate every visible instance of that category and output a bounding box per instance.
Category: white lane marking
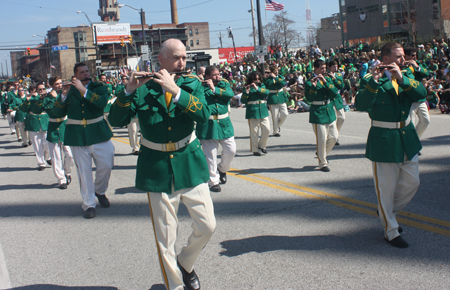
[0,240,11,290]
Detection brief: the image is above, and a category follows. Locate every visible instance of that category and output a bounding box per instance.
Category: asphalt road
[0,107,449,290]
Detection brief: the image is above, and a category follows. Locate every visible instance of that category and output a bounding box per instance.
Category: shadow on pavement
[148,284,166,290]
[114,186,145,195]
[0,183,57,190]
[8,285,118,290]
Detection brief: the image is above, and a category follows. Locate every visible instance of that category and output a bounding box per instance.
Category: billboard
[218,47,255,63]
[94,23,131,44]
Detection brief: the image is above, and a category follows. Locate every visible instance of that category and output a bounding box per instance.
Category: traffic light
[27,47,31,56]
[120,37,125,47]
[128,35,133,45]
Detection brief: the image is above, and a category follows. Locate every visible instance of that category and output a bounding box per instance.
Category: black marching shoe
[132,150,139,155]
[385,236,409,248]
[218,170,227,184]
[59,183,67,190]
[209,184,221,192]
[274,133,281,137]
[38,166,46,171]
[95,193,110,208]
[335,141,340,146]
[83,207,96,219]
[46,159,52,166]
[253,152,262,156]
[22,144,28,147]
[65,175,72,185]
[28,141,32,145]
[259,147,267,154]
[320,166,330,172]
[178,261,201,290]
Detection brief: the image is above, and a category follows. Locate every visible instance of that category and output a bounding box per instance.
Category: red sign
[218,47,255,63]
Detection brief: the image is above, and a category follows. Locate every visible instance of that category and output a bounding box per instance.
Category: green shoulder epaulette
[220,78,229,83]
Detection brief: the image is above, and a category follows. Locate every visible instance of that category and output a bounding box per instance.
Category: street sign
[255,45,268,56]
[26,74,30,78]
[142,54,149,61]
[141,45,149,54]
[52,45,68,51]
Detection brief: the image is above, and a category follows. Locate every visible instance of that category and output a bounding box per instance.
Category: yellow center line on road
[110,137,450,237]
[229,168,450,237]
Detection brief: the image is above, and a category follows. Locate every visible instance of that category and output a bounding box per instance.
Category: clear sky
[0,0,339,75]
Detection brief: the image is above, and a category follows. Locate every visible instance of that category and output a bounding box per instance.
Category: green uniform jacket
[52,82,112,146]
[404,65,430,102]
[108,75,211,193]
[332,73,345,110]
[241,84,270,119]
[196,80,234,140]
[43,95,67,144]
[115,84,126,96]
[19,95,49,132]
[10,96,26,122]
[356,72,426,163]
[265,76,288,104]
[305,76,338,124]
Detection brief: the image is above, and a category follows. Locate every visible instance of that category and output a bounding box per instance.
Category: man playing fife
[10,86,28,147]
[265,65,289,137]
[196,65,236,193]
[109,39,215,290]
[19,83,52,171]
[356,42,426,248]
[52,63,114,219]
[305,59,339,172]
[43,76,74,189]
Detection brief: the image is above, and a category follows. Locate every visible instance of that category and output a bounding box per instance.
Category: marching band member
[241,71,270,156]
[52,63,114,219]
[265,66,288,137]
[196,65,236,193]
[109,39,215,290]
[305,59,339,172]
[19,83,52,170]
[43,76,73,189]
[356,42,426,248]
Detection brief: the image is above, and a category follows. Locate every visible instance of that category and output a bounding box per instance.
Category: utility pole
[219,32,223,48]
[256,0,265,74]
[227,27,238,63]
[250,0,257,48]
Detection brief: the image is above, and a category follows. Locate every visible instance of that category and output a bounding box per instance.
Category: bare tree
[31,62,47,82]
[249,11,304,54]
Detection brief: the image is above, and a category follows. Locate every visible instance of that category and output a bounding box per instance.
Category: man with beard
[196,65,236,193]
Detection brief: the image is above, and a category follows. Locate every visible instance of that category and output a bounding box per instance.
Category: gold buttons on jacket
[403,131,405,134]
[168,127,172,130]
[82,111,84,113]
[170,154,174,159]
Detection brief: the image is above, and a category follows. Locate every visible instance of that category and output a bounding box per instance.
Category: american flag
[265,0,284,11]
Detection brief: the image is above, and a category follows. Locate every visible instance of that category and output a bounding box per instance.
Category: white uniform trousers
[147,182,216,290]
[200,137,236,186]
[29,130,50,167]
[312,121,338,168]
[17,121,27,145]
[48,141,73,185]
[335,108,346,132]
[372,155,420,241]
[410,102,430,138]
[248,117,270,153]
[269,103,288,134]
[71,140,114,211]
[127,117,140,152]
[7,111,16,133]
